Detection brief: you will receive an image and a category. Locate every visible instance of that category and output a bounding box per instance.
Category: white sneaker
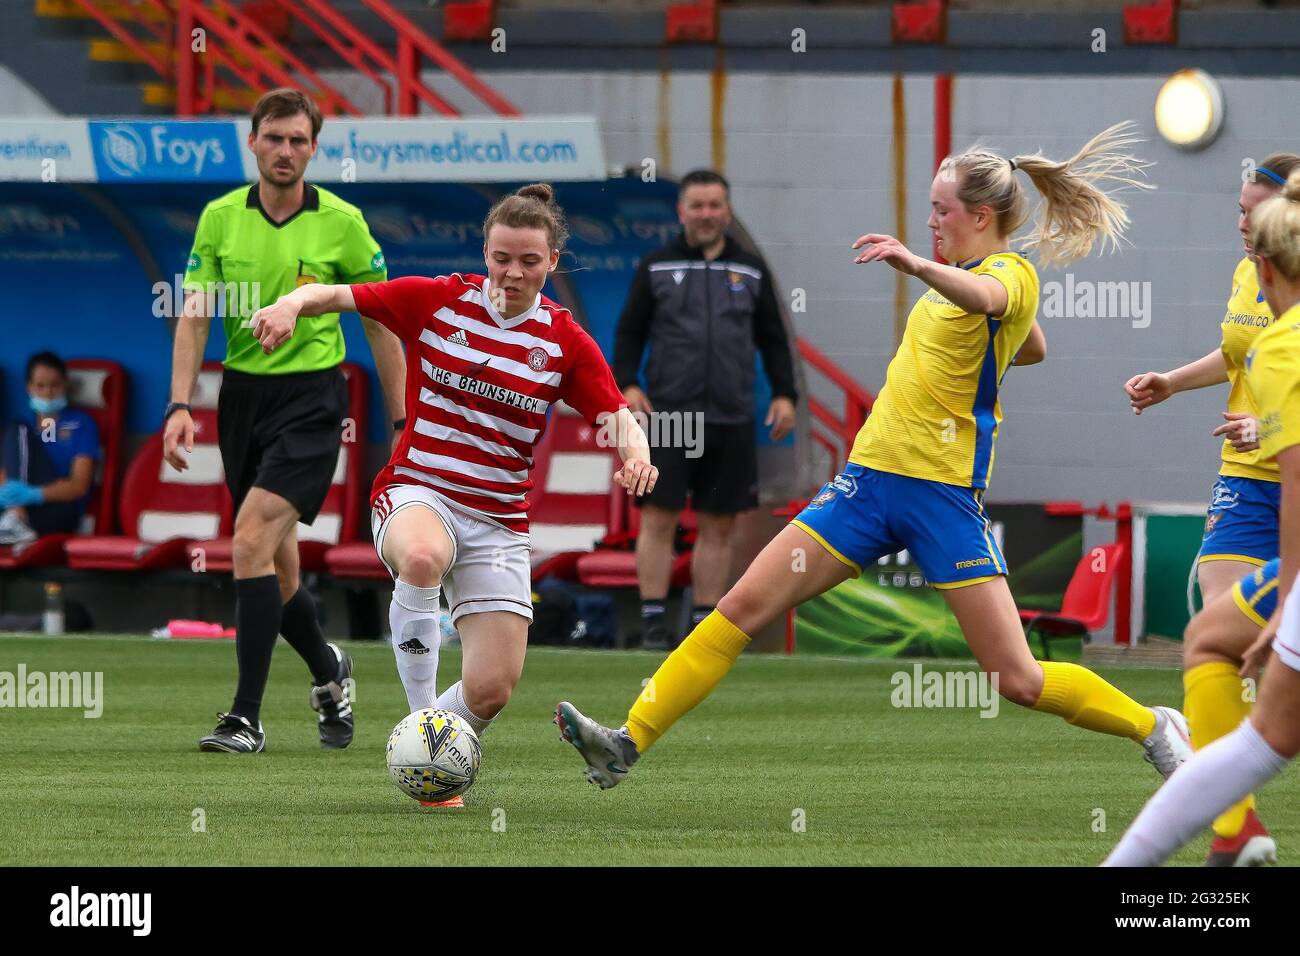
[0,510,36,546]
[554,701,640,790]
[1142,706,1193,779]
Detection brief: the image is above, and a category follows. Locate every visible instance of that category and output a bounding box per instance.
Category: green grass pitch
[1,633,1293,866]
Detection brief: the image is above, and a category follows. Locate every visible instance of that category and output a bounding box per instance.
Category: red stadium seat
[324,541,389,581]
[527,401,622,582]
[65,364,231,572]
[200,363,369,574]
[574,484,694,590]
[1018,542,1127,658]
[0,359,127,570]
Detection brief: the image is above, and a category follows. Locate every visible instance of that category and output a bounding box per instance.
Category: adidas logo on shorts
[447,329,469,347]
[397,637,430,655]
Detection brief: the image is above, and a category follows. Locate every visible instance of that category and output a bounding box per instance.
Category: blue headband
[1257,166,1287,187]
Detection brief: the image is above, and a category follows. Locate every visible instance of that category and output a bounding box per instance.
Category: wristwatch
[163,402,192,423]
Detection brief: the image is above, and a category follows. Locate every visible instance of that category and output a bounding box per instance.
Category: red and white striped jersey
[351,273,626,535]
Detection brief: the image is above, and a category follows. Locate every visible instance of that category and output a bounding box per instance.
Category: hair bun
[517,183,555,205]
[1285,169,1300,203]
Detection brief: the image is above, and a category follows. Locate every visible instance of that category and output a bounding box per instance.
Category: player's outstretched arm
[851,233,1009,316]
[604,407,658,498]
[1124,348,1228,415]
[251,283,357,353]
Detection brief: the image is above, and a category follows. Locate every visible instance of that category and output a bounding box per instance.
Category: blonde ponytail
[940,121,1153,269]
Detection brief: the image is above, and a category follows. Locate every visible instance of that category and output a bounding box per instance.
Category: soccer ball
[386,708,482,803]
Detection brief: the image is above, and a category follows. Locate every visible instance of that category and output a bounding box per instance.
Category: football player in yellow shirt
[557,124,1194,795]
[1124,152,1299,865]
[1106,169,1300,866]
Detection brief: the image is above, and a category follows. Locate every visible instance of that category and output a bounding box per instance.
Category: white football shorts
[371,482,533,625]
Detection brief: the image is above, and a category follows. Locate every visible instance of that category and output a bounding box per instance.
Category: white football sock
[389,578,442,712]
[1104,720,1288,866]
[434,680,493,736]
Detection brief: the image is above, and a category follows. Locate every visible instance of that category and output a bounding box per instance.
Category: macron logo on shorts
[397,637,430,655]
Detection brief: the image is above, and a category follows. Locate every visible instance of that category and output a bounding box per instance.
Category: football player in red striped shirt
[252,184,656,788]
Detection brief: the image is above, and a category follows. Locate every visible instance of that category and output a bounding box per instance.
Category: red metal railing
[359,0,520,116]
[175,0,360,116]
[270,0,456,116]
[69,0,518,117]
[797,338,874,485]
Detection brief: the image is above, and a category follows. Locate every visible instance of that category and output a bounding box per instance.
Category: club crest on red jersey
[527,347,550,372]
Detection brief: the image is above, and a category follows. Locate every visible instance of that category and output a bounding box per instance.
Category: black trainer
[199,712,266,753]
[310,642,354,749]
[641,621,672,651]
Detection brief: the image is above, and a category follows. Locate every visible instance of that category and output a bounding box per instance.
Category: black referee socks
[280,587,338,685]
[231,574,283,723]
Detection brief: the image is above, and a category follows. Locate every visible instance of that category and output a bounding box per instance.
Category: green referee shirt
[182,183,387,374]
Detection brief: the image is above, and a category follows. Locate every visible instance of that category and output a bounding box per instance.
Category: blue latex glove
[0,481,44,508]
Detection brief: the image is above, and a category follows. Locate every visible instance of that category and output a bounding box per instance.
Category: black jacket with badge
[612,232,798,426]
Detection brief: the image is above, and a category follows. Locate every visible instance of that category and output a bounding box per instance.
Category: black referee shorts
[637,421,759,515]
[217,366,347,525]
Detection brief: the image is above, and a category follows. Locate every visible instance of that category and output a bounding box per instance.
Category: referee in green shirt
[163,89,406,754]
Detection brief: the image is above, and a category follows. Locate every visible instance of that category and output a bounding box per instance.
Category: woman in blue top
[0,352,99,544]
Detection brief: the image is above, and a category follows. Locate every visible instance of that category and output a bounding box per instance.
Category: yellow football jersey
[1248,302,1300,464]
[849,252,1039,489]
[1220,257,1277,480]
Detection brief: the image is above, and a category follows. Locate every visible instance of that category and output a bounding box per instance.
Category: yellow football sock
[625,609,750,752]
[1031,661,1157,741]
[1185,661,1255,838]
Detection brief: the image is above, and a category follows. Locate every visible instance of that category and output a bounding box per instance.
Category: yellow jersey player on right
[1105,168,1300,867]
[1125,152,1299,866]
[556,124,1201,808]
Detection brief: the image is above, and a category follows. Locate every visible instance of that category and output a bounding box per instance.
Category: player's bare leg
[419,610,526,808]
[941,576,1192,778]
[1197,558,1257,606]
[558,523,854,788]
[454,610,527,726]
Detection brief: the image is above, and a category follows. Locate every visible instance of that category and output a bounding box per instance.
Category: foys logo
[97,124,147,177]
[90,121,242,182]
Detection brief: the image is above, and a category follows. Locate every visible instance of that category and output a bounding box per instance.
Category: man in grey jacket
[613,169,798,650]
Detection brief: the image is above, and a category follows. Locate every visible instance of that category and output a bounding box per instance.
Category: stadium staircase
[29,0,518,116]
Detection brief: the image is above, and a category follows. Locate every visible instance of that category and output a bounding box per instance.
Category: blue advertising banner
[88,121,245,183]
